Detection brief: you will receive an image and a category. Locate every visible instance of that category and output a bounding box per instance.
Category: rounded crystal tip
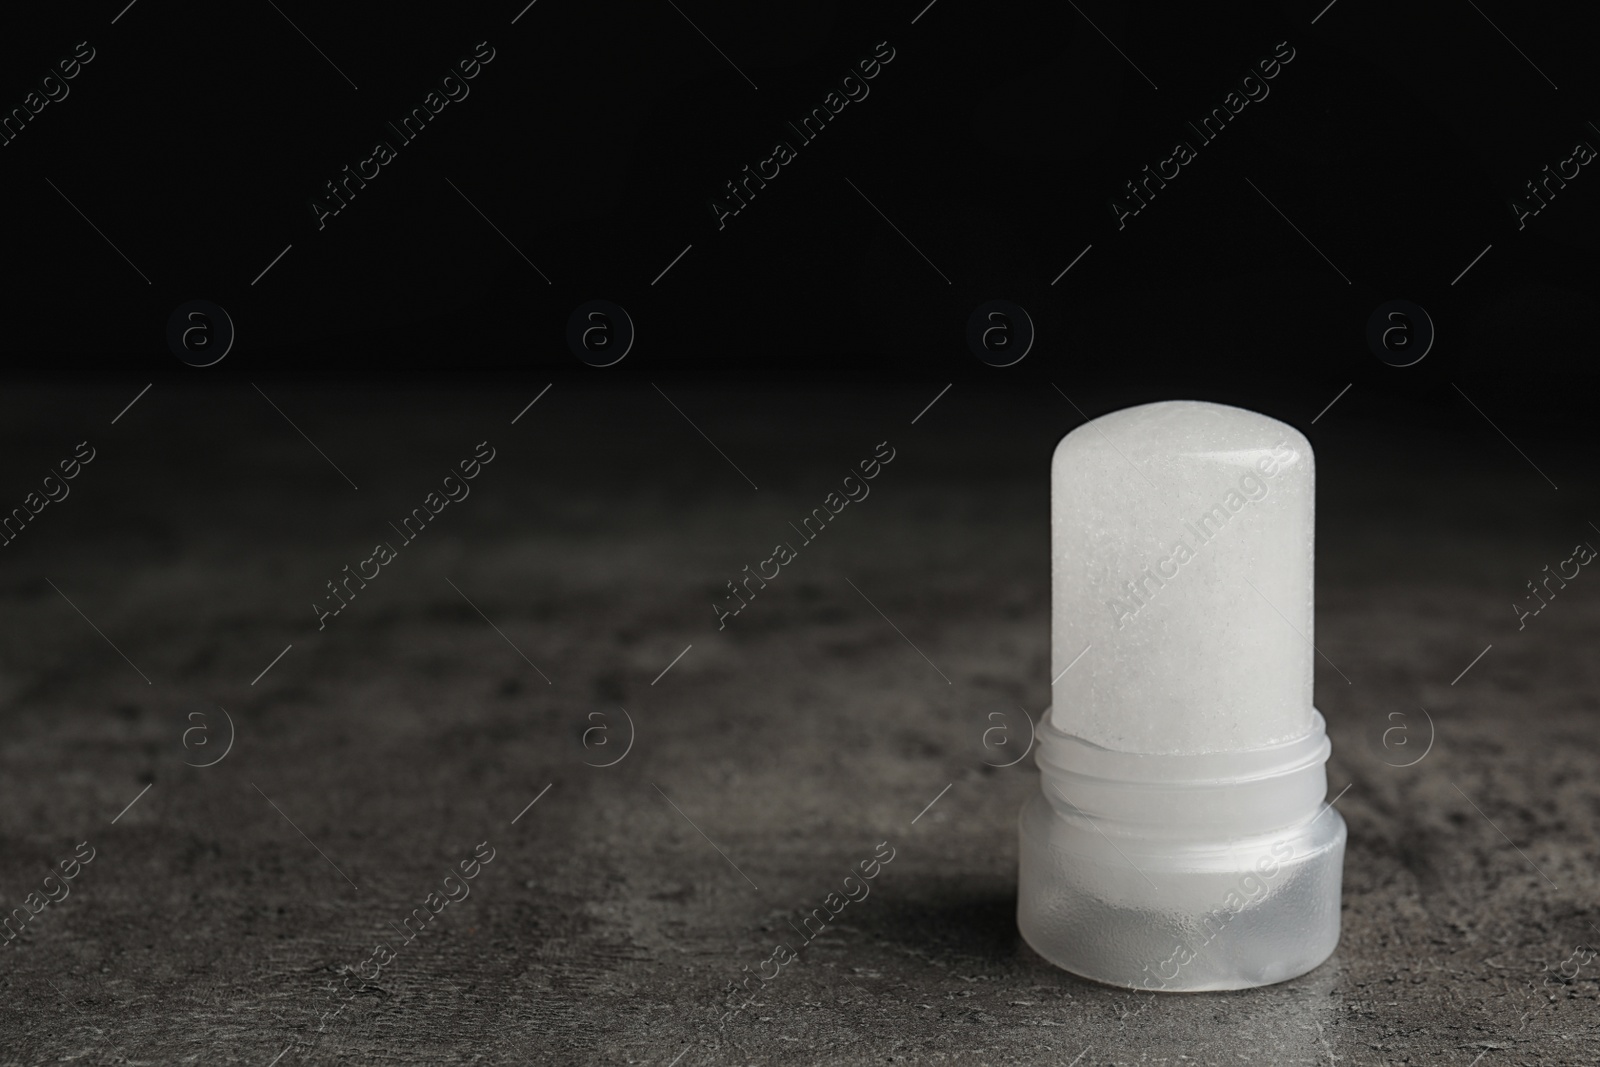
[1050,400,1315,755]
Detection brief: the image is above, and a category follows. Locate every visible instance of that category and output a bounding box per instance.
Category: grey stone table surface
[0,384,1595,1066]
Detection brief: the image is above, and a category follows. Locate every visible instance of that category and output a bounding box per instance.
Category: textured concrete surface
[1,384,1596,1066]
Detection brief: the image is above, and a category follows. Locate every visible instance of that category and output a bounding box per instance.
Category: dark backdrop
[0,0,1594,415]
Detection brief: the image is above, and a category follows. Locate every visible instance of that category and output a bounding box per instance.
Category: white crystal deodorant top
[1050,400,1315,755]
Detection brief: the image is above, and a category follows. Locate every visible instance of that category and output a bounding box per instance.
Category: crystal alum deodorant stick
[1017,399,1346,991]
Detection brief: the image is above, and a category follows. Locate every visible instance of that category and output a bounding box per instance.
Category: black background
[1,0,1594,418]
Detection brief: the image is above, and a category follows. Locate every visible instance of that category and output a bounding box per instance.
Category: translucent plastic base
[1017,793,1346,991]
